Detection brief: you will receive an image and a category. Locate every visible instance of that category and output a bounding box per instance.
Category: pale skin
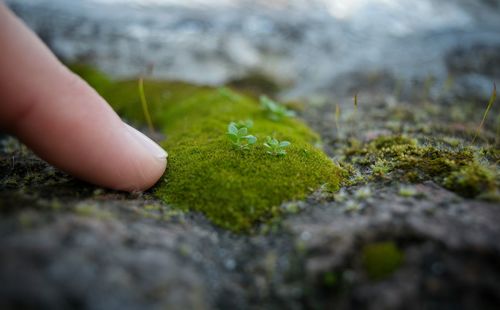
[0,3,167,192]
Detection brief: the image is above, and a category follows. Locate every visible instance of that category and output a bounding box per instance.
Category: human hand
[0,4,167,192]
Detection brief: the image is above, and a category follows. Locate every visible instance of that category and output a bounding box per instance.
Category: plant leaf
[246,135,257,144]
[227,133,238,142]
[238,127,248,136]
[279,141,291,147]
[238,119,253,129]
[261,95,279,112]
[228,122,238,134]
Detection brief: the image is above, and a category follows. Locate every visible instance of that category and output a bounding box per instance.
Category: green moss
[73,66,344,232]
[345,135,499,199]
[362,241,403,280]
[443,163,498,199]
[156,91,342,231]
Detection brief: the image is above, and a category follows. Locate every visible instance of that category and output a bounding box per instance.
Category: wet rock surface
[2,0,500,309]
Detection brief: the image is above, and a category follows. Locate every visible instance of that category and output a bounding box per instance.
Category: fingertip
[124,123,167,161]
[0,3,168,193]
[112,123,168,192]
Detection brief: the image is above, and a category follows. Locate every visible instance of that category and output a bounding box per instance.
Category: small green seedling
[138,77,155,134]
[260,95,296,121]
[472,81,496,144]
[264,136,290,156]
[227,122,257,149]
[218,87,241,102]
[236,119,254,129]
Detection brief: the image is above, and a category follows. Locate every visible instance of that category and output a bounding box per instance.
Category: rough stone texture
[2,143,499,309]
[283,183,500,309]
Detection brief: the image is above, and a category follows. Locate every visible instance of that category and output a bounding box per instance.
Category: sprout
[264,136,290,156]
[227,122,257,150]
[260,95,295,121]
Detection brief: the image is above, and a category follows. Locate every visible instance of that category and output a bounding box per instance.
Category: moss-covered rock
[72,66,344,232]
[344,135,499,200]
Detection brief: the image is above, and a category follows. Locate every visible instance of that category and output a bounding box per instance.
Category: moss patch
[344,135,499,199]
[362,241,403,280]
[72,66,344,232]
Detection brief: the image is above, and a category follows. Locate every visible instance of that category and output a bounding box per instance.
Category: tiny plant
[138,77,155,134]
[264,136,290,156]
[227,122,257,150]
[335,103,341,135]
[218,87,240,102]
[472,81,496,144]
[236,119,254,129]
[260,95,296,121]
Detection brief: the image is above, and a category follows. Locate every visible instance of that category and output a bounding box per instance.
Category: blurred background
[7,0,500,99]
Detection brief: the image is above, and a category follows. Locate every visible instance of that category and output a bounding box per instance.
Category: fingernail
[124,123,167,160]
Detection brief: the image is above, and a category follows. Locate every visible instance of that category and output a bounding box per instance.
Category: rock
[2,1,500,308]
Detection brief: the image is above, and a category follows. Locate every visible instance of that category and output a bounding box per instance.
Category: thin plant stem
[138,77,155,134]
[472,82,497,144]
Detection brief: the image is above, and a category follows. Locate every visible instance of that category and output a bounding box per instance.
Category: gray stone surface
[1,148,499,309]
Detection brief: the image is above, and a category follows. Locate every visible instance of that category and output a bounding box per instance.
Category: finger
[0,4,167,192]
